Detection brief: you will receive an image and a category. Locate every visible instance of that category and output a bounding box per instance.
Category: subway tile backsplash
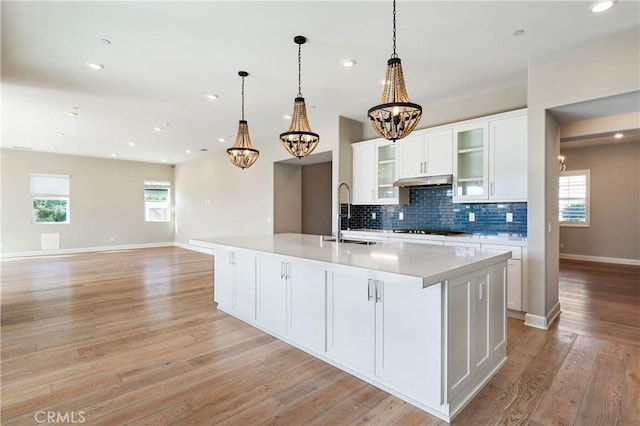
[344,186,527,235]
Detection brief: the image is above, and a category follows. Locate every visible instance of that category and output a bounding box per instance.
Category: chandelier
[367,0,422,142]
[280,35,320,159]
[227,71,259,169]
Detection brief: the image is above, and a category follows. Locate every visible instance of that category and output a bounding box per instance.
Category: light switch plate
[399,212,404,220]
[372,212,376,219]
[506,212,513,222]
[469,212,475,222]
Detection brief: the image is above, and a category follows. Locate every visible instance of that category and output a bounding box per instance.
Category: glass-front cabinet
[453,123,489,202]
[376,141,398,202]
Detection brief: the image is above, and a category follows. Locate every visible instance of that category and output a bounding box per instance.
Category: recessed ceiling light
[128,142,136,147]
[162,122,170,127]
[218,138,225,143]
[49,146,57,151]
[56,132,65,137]
[200,148,209,152]
[111,153,118,158]
[185,149,192,154]
[161,158,168,163]
[65,111,78,117]
[590,0,615,12]
[283,114,292,119]
[85,62,105,70]
[614,133,624,139]
[100,38,112,45]
[512,29,525,36]
[380,79,387,86]
[340,59,357,68]
[206,94,219,100]
[153,127,163,132]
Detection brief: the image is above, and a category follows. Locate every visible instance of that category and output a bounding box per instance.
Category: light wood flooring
[1,248,638,425]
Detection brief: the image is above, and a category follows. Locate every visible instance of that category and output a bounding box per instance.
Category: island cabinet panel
[257,255,327,352]
[287,261,327,353]
[375,281,443,405]
[447,275,472,399]
[326,270,376,375]
[257,255,288,335]
[490,264,507,354]
[214,247,257,321]
[472,271,491,373]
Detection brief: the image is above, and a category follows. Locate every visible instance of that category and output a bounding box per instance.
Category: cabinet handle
[479,282,485,301]
[280,262,284,279]
[367,279,373,301]
[424,161,428,173]
[375,280,382,303]
[420,162,423,173]
[286,263,291,280]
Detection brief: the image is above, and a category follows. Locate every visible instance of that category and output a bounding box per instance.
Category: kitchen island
[190,233,511,422]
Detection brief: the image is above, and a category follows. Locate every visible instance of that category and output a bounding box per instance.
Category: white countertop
[190,233,511,288]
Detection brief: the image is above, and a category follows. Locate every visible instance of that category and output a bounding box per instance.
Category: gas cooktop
[392,229,467,236]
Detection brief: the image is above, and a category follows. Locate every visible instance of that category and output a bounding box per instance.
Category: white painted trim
[175,242,214,255]
[0,242,174,259]
[524,302,561,330]
[560,253,640,266]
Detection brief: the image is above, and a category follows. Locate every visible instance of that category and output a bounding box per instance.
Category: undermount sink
[340,239,379,245]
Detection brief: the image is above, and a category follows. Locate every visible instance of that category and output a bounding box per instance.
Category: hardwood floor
[1,248,638,425]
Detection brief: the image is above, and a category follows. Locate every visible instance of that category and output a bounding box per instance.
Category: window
[30,174,70,223]
[559,170,590,227]
[144,181,171,222]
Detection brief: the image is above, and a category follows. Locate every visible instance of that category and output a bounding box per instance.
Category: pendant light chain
[241,74,245,121]
[297,42,302,97]
[392,0,397,58]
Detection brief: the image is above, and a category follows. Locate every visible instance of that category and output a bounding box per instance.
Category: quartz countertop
[190,233,511,288]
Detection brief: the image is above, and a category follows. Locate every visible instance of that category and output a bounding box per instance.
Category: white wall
[527,28,640,327]
[0,149,175,254]
[174,114,340,244]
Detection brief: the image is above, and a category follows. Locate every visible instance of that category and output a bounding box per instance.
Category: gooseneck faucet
[336,182,351,242]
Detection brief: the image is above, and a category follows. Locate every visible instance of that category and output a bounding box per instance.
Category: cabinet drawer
[480,244,521,260]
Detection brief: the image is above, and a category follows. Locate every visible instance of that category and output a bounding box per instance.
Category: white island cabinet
[194,234,510,423]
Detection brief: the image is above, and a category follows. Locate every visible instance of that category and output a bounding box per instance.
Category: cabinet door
[233,251,257,321]
[448,274,472,399]
[425,129,453,176]
[453,123,489,202]
[472,271,490,373]
[327,271,375,375]
[214,248,234,310]
[352,142,375,204]
[398,134,425,178]
[506,259,522,311]
[490,115,527,201]
[257,255,287,335]
[288,261,327,353]
[490,264,507,356]
[375,141,398,203]
[375,280,442,405]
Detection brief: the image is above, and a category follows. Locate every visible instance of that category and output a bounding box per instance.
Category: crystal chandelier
[367,0,422,142]
[280,35,319,159]
[227,71,259,169]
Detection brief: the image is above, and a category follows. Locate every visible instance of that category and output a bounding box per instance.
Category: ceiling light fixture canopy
[227,71,259,169]
[367,0,422,142]
[280,35,319,159]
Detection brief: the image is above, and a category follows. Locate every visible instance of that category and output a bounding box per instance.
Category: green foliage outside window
[560,203,586,222]
[33,199,68,223]
[144,189,169,201]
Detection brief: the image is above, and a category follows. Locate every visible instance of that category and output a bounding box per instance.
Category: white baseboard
[524,302,561,330]
[0,242,174,259]
[560,253,640,266]
[174,242,214,255]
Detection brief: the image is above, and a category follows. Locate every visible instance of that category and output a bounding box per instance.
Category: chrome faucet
[336,182,351,242]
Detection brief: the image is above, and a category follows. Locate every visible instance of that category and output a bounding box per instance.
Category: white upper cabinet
[489,114,527,201]
[352,139,405,205]
[453,109,527,203]
[453,123,490,201]
[398,129,453,179]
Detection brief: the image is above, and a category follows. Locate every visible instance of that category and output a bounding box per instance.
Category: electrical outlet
[110,237,115,243]
[371,212,376,219]
[560,242,565,249]
[506,212,513,223]
[399,212,404,221]
[469,212,475,222]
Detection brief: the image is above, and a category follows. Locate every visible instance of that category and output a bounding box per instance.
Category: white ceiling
[2,1,639,164]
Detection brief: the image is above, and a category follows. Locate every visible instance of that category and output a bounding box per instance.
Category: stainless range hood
[393,174,453,188]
